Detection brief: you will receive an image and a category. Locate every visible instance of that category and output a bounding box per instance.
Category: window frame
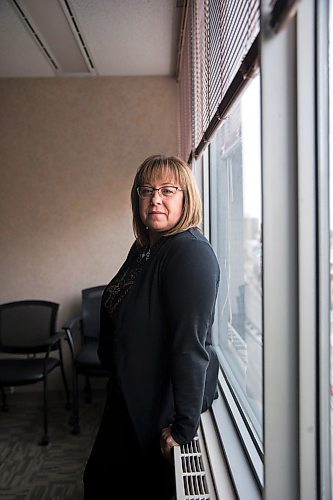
[186,1,331,498]
[317,0,331,496]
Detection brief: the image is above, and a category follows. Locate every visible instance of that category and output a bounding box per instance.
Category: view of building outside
[210,75,263,441]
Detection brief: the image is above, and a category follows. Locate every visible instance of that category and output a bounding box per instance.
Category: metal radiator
[174,426,217,500]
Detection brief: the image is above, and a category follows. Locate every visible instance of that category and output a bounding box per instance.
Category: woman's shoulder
[166,227,213,250]
[161,228,219,269]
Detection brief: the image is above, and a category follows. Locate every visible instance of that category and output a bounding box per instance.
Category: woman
[83,154,220,499]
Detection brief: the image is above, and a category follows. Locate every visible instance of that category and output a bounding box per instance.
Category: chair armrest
[0,331,70,355]
[62,316,82,332]
[44,330,71,354]
[62,316,82,358]
[49,330,67,346]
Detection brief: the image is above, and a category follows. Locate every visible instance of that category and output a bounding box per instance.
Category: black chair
[63,285,110,434]
[0,300,71,445]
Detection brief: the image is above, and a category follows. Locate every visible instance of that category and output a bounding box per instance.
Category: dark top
[98,227,220,448]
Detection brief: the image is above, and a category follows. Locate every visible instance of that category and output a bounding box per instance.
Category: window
[209,74,263,442]
[178,0,333,498]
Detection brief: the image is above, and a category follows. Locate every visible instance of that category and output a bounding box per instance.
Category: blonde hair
[131,154,202,247]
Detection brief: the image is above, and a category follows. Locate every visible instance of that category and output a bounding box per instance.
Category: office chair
[63,285,110,434]
[0,300,71,445]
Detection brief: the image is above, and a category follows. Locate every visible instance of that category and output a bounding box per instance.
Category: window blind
[178,0,194,166]
[178,0,260,161]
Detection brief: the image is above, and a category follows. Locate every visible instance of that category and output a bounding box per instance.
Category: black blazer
[98,227,220,448]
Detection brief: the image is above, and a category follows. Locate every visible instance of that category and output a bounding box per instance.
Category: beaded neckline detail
[137,247,151,263]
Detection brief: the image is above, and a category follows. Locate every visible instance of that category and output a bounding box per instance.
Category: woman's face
[138,176,184,243]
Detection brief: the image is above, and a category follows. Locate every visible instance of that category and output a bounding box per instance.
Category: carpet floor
[0,390,105,500]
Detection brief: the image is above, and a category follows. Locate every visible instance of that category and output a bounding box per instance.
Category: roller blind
[179,1,194,167]
[178,0,260,161]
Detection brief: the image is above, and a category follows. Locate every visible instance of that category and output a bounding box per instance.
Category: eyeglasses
[136,186,183,199]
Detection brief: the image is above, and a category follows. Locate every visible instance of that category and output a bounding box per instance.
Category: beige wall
[0,76,179,389]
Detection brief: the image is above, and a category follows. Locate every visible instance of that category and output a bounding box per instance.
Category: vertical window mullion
[296,1,318,498]
[317,0,331,497]
[261,3,299,498]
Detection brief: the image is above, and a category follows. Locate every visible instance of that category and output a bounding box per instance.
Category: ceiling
[0,0,183,78]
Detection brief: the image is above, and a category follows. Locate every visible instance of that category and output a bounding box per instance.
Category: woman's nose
[150,190,162,203]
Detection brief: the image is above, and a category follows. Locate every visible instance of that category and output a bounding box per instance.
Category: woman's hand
[160,426,179,463]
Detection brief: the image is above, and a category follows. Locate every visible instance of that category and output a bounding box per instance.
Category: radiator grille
[174,431,217,500]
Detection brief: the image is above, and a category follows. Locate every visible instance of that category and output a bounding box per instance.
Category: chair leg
[39,375,50,446]
[0,385,8,412]
[69,369,81,435]
[58,342,71,410]
[84,376,92,403]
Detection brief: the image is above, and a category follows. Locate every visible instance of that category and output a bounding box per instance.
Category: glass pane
[329,0,333,488]
[210,74,263,441]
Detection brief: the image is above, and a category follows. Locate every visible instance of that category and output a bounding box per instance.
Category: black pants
[83,384,175,499]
